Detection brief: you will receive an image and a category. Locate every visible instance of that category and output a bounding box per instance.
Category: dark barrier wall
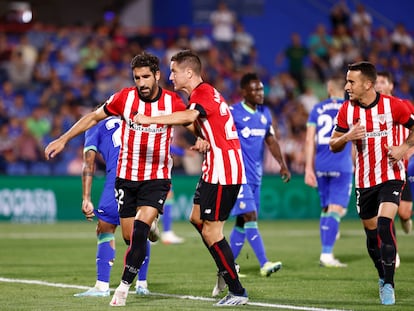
[0,175,358,222]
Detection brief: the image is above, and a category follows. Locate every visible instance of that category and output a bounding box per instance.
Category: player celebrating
[135,50,249,306]
[45,52,192,307]
[330,61,414,305]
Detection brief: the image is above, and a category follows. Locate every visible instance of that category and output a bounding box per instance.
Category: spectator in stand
[5,49,33,91]
[277,32,309,93]
[190,28,212,55]
[209,1,236,56]
[390,23,413,52]
[350,3,373,50]
[329,0,350,33]
[308,24,333,83]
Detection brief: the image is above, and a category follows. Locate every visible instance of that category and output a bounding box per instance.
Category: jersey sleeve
[84,124,99,153]
[172,92,187,112]
[103,89,128,117]
[392,97,414,128]
[307,105,318,127]
[188,86,210,118]
[334,101,349,133]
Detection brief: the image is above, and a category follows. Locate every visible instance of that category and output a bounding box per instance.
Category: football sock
[229,226,245,259]
[137,240,151,281]
[122,220,149,285]
[209,238,244,295]
[163,203,172,232]
[96,233,115,284]
[321,211,340,254]
[365,227,384,279]
[378,217,396,286]
[245,221,267,267]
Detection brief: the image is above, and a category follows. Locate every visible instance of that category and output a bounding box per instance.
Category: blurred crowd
[0,1,413,176]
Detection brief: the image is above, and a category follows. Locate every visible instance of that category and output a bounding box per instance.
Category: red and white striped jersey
[189,83,246,185]
[395,99,414,168]
[336,93,414,188]
[104,86,186,181]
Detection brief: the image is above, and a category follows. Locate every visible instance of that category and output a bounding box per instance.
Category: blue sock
[230,226,245,259]
[138,240,151,281]
[245,221,268,267]
[96,233,115,283]
[321,211,340,254]
[163,203,172,232]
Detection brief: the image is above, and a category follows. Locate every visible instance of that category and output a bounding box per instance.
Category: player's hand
[82,199,95,221]
[280,166,291,183]
[304,169,317,187]
[348,119,366,141]
[133,114,150,125]
[385,144,409,165]
[190,137,210,153]
[44,138,65,160]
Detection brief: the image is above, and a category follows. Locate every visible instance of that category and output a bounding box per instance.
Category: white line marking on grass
[0,277,352,311]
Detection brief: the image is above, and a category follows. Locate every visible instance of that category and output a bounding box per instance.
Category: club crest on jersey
[377,114,386,124]
[260,115,267,125]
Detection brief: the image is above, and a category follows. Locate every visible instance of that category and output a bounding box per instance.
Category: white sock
[95,280,109,291]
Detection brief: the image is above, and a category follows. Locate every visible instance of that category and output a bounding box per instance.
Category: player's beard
[138,85,157,101]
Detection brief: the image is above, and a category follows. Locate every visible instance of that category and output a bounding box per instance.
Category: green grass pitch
[0,220,413,311]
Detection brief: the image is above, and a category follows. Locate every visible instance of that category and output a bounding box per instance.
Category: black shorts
[115,177,171,218]
[193,179,241,221]
[355,180,404,220]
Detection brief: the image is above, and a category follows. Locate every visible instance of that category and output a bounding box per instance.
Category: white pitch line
[0,277,353,311]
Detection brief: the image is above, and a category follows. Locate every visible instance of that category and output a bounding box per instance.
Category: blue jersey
[230,102,274,185]
[84,116,121,225]
[307,98,353,173]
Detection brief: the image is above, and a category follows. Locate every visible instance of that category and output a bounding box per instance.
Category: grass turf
[0,219,413,311]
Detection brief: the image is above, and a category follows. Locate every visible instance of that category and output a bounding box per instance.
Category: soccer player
[73,115,154,297]
[223,73,290,284]
[374,71,413,235]
[44,52,190,307]
[330,61,414,305]
[135,50,249,306]
[305,76,353,268]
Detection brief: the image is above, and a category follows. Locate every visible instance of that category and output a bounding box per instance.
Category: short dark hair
[240,72,259,89]
[377,71,393,84]
[348,61,377,83]
[171,50,202,75]
[130,51,160,74]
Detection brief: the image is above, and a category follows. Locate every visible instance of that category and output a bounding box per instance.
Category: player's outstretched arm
[44,107,108,160]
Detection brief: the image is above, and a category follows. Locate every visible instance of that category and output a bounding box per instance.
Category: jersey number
[220,102,238,140]
[105,118,122,148]
[317,114,334,145]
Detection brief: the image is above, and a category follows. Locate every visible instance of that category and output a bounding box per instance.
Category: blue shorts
[316,171,352,209]
[94,181,120,226]
[231,184,260,217]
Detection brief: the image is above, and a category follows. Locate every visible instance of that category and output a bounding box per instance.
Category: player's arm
[304,125,317,187]
[330,119,365,153]
[265,132,290,182]
[45,106,108,160]
[134,109,200,125]
[81,148,96,221]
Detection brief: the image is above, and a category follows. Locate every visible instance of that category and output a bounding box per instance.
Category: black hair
[130,51,160,74]
[240,72,259,89]
[377,71,393,84]
[348,61,377,83]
